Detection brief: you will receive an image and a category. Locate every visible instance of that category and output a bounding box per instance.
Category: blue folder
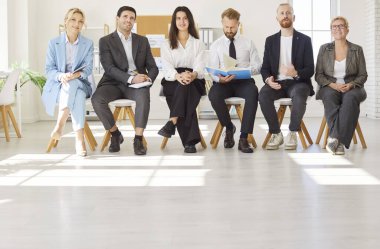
[206,67,251,80]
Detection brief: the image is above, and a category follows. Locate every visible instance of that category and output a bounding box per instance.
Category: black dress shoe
[133,138,147,155]
[224,124,236,148]
[238,138,253,153]
[109,133,124,153]
[158,121,176,138]
[184,144,197,153]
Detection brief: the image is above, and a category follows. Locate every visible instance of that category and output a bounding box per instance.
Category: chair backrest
[0,69,21,106]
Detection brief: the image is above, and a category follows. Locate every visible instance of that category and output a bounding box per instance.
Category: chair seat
[109,99,136,107]
[275,98,292,106]
[225,97,245,105]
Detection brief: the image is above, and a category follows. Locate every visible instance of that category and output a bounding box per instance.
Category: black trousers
[208,78,258,134]
[161,72,205,147]
[259,82,310,134]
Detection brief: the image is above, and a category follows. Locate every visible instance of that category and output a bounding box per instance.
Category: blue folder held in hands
[206,67,251,80]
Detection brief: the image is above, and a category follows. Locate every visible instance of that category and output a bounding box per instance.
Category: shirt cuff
[128,75,134,84]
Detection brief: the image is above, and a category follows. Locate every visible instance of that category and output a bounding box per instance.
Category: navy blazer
[260,29,315,96]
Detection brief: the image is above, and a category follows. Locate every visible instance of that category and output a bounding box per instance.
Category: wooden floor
[0,118,380,249]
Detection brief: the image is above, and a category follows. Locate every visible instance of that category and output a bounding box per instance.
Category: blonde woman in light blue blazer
[42,8,94,156]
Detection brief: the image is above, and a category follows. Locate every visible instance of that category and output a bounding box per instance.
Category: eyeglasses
[331,24,346,30]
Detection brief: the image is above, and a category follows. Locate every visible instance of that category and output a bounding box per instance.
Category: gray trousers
[318,86,366,148]
[91,84,150,130]
[259,82,310,134]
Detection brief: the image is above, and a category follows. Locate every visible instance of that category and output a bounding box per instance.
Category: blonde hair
[330,16,349,29]
[277,3,294,14]
[64,8,86,29]
[221,8,240,21]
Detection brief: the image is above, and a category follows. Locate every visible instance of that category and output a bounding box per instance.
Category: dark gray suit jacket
[315,41,367,91]
[260,29,315,96]
[98,31,158,87]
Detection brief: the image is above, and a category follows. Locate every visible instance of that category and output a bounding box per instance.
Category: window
[0,0,8,71]
[292,0,338,60]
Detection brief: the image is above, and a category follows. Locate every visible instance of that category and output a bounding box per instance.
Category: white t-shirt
[277,36,293,81]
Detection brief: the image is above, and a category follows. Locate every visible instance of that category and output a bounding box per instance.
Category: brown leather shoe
[238,138,253,153]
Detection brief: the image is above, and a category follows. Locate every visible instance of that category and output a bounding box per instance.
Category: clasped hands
[267,64,298,90]
[175,71,197,85]
[328,82,354,93]
[131,73,150,84]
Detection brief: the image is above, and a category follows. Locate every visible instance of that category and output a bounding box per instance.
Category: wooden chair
[46,120,97,152]
[100,99,147,152]
[315,116,367,149]
[0,69,22,142]
[210,97,257,149]
[262,98,313,149]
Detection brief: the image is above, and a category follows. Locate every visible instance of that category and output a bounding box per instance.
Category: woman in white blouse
[158,6,206,153]
[315,16,367,155]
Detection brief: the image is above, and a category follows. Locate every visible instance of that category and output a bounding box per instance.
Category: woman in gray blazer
[315,16,367,155]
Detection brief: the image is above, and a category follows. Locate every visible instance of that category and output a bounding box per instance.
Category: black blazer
[261,29,315,96]
[98,31,159,87]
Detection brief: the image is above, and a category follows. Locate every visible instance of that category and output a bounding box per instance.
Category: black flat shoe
[184,144,197,153]
[158,121,176,138]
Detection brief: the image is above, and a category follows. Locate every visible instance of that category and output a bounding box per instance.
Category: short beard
[280,19,292,28]
[224,31,237,40]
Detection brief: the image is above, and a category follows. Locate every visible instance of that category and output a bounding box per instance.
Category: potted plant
[11,62,46,93]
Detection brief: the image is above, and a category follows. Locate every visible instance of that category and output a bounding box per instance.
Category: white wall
[7,0,370,122]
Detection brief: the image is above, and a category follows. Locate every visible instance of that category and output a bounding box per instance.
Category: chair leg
[6,105,21,138]
[297,130,308,149]
[100,107,121,152]
[46,138,59,153]
[200,129,207,149]
[315,117,326,144]
[84,121,96,151]
[300,120,313,145]
[1,105,10,142]
[352,131,358,144]
[211,122,223,149]
[161,137,169,150]
[355,122,367,149]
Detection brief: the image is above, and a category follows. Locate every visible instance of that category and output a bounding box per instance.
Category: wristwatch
[293,74,300,81]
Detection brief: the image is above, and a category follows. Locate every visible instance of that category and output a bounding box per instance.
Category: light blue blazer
[42,33,94,116]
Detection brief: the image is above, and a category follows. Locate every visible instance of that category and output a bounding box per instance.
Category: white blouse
[161,35,206,81]
[333,59,346,84]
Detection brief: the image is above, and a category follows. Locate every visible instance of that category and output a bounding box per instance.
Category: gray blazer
[98,31,158,87]
[315,41,367,99]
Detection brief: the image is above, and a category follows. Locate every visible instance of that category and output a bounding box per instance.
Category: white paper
[129,81,152,89]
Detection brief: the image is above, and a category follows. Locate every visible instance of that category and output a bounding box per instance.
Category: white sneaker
[335,143,345,155]
[266,132,284,150]
[285,131,298,150]
[326,137,339,155]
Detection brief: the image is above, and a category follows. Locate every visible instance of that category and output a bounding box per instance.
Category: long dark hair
[169,6,199,49]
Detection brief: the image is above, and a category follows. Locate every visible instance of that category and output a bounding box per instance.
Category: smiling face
[276,4,294,29]
[222,16,239,40]
[175,11,189,32]
[65,12,84,36]
[117,10,136,33]
[331,19,349,41]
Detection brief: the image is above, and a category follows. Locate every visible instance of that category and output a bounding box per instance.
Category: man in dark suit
[259,3,314,150]
[92,6,158,155]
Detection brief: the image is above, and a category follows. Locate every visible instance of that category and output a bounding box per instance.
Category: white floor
[0,118,380,249]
